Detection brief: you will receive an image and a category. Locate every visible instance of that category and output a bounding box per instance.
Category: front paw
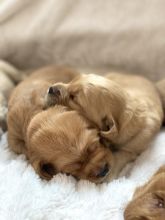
[106,168,119,182]
[44,84,69,108]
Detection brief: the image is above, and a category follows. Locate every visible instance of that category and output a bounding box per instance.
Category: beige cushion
[0,0,165,81]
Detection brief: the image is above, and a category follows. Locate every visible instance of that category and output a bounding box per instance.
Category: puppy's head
[45,74,129,140]
[27,105,114,183]
[124,192,165,220]
[124,173,165,220]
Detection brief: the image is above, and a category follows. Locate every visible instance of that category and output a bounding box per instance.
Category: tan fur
[46,72,163,180]
[124,166,165,220]
[8,66,113,183]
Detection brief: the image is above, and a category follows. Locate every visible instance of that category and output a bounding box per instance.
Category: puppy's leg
[108,119,161,181]
[0,60,25,83]
[108,130,150,180]
[108,150,136,181]
[7,106,28,157]
[8,134,27,156]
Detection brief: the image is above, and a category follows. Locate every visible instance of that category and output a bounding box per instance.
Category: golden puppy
[7,66,113,183]
[45,72,163,180]
[124,165,165,220]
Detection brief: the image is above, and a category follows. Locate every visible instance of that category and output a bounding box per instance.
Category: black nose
[97,163,109,178]
[48,86,61,96]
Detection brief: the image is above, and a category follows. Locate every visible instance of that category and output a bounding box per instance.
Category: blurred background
[0,0,165,81]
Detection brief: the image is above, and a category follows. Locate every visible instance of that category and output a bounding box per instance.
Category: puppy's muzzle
[46,84,69,106]
[48,86,61,96]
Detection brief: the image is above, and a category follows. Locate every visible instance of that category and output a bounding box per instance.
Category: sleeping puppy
[45,72,163,180]
[124,165,165,220]
[8,66,113,183]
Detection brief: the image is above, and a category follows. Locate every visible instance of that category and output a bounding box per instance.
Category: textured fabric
[0,131,164,220]
[0,0,165,80]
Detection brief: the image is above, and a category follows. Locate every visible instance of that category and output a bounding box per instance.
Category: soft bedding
[0,130,164,220]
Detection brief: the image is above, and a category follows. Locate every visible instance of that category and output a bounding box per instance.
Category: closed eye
[69,94,75,100]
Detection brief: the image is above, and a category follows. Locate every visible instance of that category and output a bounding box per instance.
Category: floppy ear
[120,107,134,131]
[31,159,57,180]
[100,116,118,140]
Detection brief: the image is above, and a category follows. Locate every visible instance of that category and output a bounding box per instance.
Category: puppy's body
[8,66,79,155]
[105,73,163,148]
[46,72,163,180]
[124,166,165,220]
[8,66,113,183]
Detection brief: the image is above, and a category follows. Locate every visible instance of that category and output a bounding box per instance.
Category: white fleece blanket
[0,130,165,220]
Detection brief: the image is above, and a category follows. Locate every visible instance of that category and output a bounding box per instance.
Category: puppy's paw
[45,84,69,108]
